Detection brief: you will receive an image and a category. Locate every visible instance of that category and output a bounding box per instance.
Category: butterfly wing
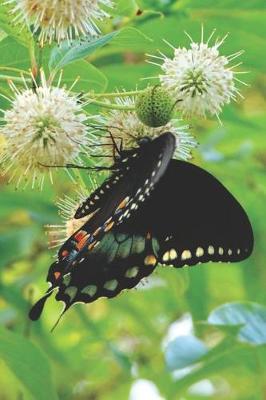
[29,133,175,320]
[74,132,176,219]
[56,132,175,263]
[129,159,254,267]
[49,159,254,312]
[54,229,159,310]
[29,147,254,321]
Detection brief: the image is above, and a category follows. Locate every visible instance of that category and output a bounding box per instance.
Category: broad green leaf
[208,302,266,345]
[60,59,108,93]
[49,28,151,71]
[0,36,30,70]
[49,31,120,71]
[103,27,152,51]
[101,63,156,90]
[0,327,58,400]
[165,335,208,371]
[88,27,152,60]
[0,36,31,110]
[169,342,256,395]
[0,4,33,48]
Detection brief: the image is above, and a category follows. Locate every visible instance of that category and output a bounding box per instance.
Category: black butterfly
[29,132,254,323]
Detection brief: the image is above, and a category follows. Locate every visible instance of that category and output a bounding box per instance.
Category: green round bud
[135,86,174,127]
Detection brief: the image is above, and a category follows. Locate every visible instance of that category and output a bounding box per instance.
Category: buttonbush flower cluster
[0,71,92,189]
[9,0,113,44]
[149,30,244,118]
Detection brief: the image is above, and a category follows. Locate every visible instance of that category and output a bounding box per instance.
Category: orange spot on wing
[144,255,157,266]
[93,227,102,236]
[54,272,61,280]
[76,234,90,250]
[116,197,129,211]
[74,230,87,242]
[88,241,98,251]
[61,250,69,257]
[104,221,115,232]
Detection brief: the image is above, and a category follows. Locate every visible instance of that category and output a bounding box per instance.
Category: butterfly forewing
[74,132,176,219]
[57,133,175,264]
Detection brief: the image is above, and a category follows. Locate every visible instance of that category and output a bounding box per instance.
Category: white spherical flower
[10,0,113,44]
[150,31,245,118]
[0,71,91,189]
[95,96,197,161]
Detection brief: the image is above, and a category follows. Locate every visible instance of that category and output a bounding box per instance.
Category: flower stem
[88,99,135,111]
[90,89,144,98]
[29,40,38,78]
[0,74,31,83]
[0,67,31,76]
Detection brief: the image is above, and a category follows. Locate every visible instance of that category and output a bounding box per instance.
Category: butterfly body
[29,132,253,322]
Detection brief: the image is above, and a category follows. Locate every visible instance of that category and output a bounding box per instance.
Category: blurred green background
[0,0,266,399]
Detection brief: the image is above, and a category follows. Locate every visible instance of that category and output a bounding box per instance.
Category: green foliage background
[0,0,266,399]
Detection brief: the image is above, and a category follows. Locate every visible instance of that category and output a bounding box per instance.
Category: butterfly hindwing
[126,159,253,268]
[55,229,159,308]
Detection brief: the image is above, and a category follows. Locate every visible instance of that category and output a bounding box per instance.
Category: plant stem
[88,98,135,111]
[0,74,31,83]
[29,40,38,78]
[90,89,144,98]
[0,67,31,76]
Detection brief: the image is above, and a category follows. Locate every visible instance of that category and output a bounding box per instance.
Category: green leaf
[49,27,152,71]
[102,63,156,90]
[86,27,152,61]
[49,31,120,71]
[60,59,108,93]
[0,327,58,400]
[0,4,33,48]
[169,342,255,395]
[108,27,152,51]
[208,302,266,345]
[0,36,30,70]
[165,335,208,371]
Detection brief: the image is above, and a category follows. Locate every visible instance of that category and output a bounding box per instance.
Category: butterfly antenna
[107,129,121,156]
[38,162,114,171]
[50,303,70,333]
